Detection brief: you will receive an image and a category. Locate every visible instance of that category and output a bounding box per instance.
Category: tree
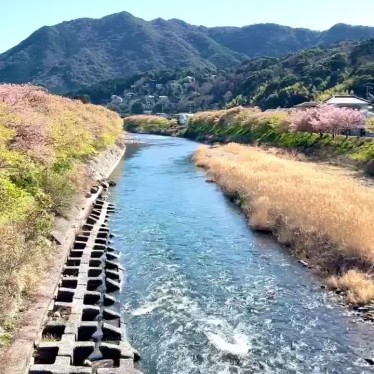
[152,103,163,114]
[223,90,233,104]
[328,53,348,71]
[291,105,365,137]
[225,95,246,109]
[131,101,144,115]
[290,109,316,133]
[310,105,365,137]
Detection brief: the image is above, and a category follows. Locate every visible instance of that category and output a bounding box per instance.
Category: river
[109,134,373,374]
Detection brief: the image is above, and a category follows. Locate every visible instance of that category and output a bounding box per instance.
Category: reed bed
[194,143,374,304]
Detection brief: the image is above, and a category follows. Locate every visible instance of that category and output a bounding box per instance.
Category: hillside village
[105,71,374,134]
[72,39,374,124]
[105,72,224,116]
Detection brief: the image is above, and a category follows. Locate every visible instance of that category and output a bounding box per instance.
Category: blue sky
[1,0,374,53]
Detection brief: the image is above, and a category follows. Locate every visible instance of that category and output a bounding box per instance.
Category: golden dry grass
[326,271,374,304]
[194,143,374,304]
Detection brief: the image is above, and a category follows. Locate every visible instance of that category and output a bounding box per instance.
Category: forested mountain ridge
[235,39,374,108]
[69,40,374,113]
[0,11,374,92]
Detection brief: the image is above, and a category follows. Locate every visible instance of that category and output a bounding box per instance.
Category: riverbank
[108,135,374,373]
[0,84,124,367]
[123,113,374,304]
[0,141,127,374]
[124,115,180,136]
[186,107,374,176]
[123,109,374,175]
[194,143,374,308]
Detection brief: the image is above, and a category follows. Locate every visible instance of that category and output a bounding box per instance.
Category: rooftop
[294,101,319,108]
[325,95,371,106]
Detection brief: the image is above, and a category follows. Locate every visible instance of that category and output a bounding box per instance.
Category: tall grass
[188,107,289,140]
[0,84,123,339]
[194,143,374,304]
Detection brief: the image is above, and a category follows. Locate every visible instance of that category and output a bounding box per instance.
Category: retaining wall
[0,141,131,374]
[29,193,140,374]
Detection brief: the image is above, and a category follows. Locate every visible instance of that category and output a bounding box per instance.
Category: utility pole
[363,83,374,100]
[159,96,168,115]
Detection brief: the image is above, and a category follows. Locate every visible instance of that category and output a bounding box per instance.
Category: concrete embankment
[0,141,140,374]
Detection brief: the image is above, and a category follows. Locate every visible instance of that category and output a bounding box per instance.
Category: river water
[109,134,373,374]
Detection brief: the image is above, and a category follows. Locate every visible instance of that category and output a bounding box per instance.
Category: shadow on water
[109,134,374,374]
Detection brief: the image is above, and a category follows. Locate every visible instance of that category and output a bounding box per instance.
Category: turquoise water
[109,134,373,374]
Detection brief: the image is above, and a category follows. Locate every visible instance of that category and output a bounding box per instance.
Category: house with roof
[324,95,371,110]
[295,95,372,110]
[294,95,373,136]
[294,101,319,110]
[294,95,373,115]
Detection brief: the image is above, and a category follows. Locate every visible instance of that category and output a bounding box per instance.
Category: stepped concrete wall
[1,140,130,374]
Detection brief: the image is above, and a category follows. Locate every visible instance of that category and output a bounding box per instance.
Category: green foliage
[0,177,34,224]
[51,111,96,161]
[37,170,76,216]
[68,39,374,113]
[187,107,374,164]
[225,95,246,109]
[124,115,179,136]
[237,41,374,109]
[131,101,144,115]
[0,84,123,335]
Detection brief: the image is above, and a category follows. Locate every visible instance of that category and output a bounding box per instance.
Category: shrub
[124,115,178,135]
[0,84,123,331]
[367,117,374,132]
[188,107,290,140]
[327,270,374,304]
[364,160,374,176]
[38,170,76,216]
[131,101,144,115]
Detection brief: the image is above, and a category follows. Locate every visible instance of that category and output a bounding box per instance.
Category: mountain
[318,23,374,45]
[234,39,374,109]
[70,40,374,113]
[1,11,374,92]
[207,24,320,57]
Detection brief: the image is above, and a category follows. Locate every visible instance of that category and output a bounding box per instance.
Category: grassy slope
[0,84,122,344]
[186,108,374,169]
[194,144,374,305]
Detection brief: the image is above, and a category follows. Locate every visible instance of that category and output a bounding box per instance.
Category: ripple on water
[110,135,374,374]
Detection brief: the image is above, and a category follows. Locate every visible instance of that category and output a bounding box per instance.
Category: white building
[185,76,195,83]
[110,95,123,105]
[325,95,371,110]
[178,113,194,126]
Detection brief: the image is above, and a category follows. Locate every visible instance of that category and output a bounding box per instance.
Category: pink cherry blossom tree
[291,105,365,137]
[310,104,365,137]
[290,108,317,133]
